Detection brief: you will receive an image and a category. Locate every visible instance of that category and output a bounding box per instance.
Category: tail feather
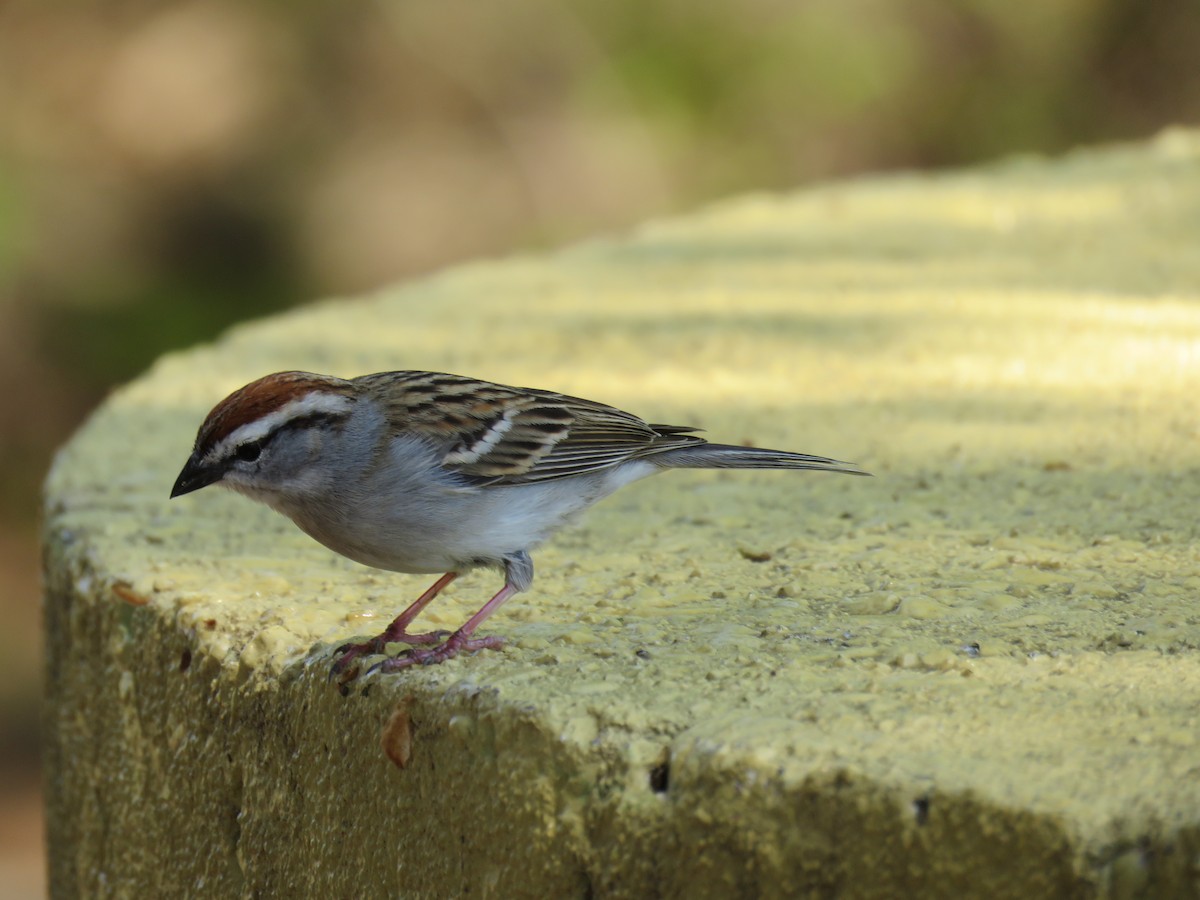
[653,442,869,476]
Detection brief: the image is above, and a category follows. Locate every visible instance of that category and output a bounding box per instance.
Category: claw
[328,572,463,683]
[328,629,452,682]
[329,659,361,689]
[331,571,519,680]
[327,638,382,681]
[373,633,506,674]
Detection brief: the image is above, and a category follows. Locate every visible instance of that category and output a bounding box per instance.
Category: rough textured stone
[45,130,1200,898]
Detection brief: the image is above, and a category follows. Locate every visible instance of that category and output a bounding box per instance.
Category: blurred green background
[2,0,1198,891]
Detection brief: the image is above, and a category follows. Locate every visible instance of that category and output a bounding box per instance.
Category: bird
[171,370,867,675]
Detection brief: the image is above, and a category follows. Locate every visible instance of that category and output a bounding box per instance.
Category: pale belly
[278,461,659,576]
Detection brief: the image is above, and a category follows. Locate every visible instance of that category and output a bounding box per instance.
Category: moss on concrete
[44,130,1200,898]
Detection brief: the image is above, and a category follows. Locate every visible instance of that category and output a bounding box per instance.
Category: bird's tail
[655,442,869,476]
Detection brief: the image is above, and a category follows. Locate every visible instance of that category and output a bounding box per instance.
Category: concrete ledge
[45,130,1200,897]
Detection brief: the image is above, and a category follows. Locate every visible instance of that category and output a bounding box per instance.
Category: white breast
[277,432,659,576]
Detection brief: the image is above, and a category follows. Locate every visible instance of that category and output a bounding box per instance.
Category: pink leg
[331,572,457,676]
[374,581,519,673]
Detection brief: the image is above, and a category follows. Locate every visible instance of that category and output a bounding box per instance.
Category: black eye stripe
[228,411,347,463]
[278,411,345,433]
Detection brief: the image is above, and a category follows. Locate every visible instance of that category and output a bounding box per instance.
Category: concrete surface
[44,130,1200,898]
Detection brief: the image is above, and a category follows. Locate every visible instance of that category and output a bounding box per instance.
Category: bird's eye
[235,441,263,463]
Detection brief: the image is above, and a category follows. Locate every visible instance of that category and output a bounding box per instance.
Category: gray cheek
[259,430,338,491]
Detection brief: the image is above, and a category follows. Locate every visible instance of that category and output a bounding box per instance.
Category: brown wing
[497,395,704,484]
[358,371,703,485]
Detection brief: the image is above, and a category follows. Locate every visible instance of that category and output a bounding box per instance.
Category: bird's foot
[369,632,506,674]
[330,628,450,680]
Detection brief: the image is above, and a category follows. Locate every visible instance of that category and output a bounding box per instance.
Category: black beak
[170,453,223,498]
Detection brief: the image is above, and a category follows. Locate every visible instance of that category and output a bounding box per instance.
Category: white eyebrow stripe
[208,392,353,463]
[443,409,517,465]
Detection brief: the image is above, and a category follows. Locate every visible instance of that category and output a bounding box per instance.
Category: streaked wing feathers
[358,371,702,484]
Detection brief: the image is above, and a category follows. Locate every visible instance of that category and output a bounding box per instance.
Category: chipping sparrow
[171,370,867,675]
